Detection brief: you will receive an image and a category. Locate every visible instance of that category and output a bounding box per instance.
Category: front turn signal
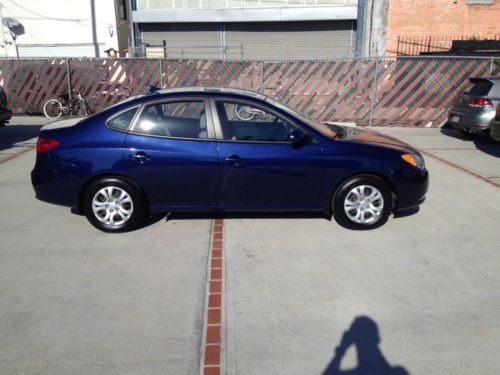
[401,153,425,169]
[401,154,417,167]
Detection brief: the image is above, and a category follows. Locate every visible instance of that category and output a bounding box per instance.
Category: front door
[213,99,324,209]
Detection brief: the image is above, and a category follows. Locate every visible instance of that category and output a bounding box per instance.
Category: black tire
[43,97,64,119]
[83,177,146,233]
[459,129,472,137]
[332,175,393,230]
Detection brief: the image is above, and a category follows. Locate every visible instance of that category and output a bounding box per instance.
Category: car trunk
[451,78,494,113]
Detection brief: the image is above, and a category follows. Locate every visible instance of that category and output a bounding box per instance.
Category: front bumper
[392,167,429,212]
[0,108,12,123]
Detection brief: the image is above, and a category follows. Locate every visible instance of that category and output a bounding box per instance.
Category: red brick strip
[365,128,500,189]
[419,149,500,189]
[201,219,224,375]
[0,146,35,164]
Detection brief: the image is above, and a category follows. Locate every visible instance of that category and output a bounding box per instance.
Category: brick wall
[386,0,500,55]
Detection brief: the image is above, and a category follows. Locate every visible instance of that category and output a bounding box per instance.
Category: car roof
[155,86,268,100]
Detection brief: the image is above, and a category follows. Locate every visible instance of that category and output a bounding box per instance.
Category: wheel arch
[76,173,150,214]
[328,172,398,214]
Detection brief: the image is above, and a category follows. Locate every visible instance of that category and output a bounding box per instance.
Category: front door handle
[223,155,245,167]
[129,151,151,161]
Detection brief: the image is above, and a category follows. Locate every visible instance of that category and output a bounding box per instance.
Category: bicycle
[234,81,283,121]
[43,90,91,120]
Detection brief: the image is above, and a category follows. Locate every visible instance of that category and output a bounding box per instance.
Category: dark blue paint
[31,90,429,215]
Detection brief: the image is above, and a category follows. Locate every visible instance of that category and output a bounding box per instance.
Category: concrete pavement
[0,118,499,375]
[224,126,500,375]
[0,118,212,374]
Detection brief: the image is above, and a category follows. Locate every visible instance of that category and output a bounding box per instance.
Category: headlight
[401,153,425,169]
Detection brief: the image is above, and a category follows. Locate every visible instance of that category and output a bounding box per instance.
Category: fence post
[159,59,164,88]
[260,61,264,93]
[66,58,73,99]
[368,58,379,127]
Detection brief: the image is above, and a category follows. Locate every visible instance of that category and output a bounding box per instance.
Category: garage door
[141,23,222,59]
[225,21,354,60]
[141,21,354,60]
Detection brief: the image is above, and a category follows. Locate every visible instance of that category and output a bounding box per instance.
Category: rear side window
[107,107,138,131]
[464,80,494,96]
[133,101,207,139]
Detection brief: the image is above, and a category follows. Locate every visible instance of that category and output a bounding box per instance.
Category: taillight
[36,138,59,154]
[468,98,493,108]
[496,104,500,118]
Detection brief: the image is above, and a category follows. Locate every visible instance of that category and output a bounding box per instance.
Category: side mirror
[290,129,308,148]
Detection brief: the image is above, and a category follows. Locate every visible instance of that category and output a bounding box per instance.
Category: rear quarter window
[464,80,494,96]
[107,107,138,131]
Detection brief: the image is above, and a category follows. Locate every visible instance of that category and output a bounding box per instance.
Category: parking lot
[1,117,499,375]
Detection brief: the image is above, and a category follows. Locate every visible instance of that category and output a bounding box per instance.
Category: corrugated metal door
[141,23,222,59]
[225,21,354,60]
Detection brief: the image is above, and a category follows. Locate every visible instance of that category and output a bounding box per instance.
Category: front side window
[215,101,299,142]
[134,100,207,139]
[107,107,138,131]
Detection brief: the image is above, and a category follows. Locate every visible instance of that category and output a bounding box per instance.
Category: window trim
[105,105,141,132]
[128,96,216,141]
[209,96,318,145]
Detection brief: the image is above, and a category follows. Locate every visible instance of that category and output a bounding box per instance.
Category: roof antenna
[147,84,160,94]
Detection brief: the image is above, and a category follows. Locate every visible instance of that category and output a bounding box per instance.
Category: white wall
[0,0,120,57]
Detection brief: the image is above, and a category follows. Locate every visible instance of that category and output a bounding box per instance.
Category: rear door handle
[223,155,245,166]
[129,151,151,161]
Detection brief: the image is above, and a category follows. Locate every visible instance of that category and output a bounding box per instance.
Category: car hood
[341,127,415,153]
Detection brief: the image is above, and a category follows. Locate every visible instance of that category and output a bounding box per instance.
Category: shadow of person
[323,316,409,375]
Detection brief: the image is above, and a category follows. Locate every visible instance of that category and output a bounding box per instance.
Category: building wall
[0,0,120,57]
[386,0,500,55]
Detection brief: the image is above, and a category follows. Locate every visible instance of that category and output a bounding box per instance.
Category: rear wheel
[43,98,64,119]
[84,178,146,233]
[332,175,393,230]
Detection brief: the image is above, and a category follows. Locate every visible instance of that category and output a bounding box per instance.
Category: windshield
[265,97,338,139]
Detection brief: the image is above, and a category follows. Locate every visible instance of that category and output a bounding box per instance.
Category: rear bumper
[448,109,494,133]
[31,154,80,208]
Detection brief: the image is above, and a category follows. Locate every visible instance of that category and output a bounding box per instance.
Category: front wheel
[84,178,146,233]
[332,175,393,230]
[43,98,64,119]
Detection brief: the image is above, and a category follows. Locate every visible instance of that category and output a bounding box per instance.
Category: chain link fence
[0,56,498,126]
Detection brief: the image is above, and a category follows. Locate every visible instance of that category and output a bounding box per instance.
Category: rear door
[121,97,220,209]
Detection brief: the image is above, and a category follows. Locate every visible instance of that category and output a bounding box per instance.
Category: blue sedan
[32,87,428,232]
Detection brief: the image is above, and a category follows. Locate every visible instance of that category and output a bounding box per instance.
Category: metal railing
[129,44,354,60]
[0,56,498,127]
[396,35,500,56]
